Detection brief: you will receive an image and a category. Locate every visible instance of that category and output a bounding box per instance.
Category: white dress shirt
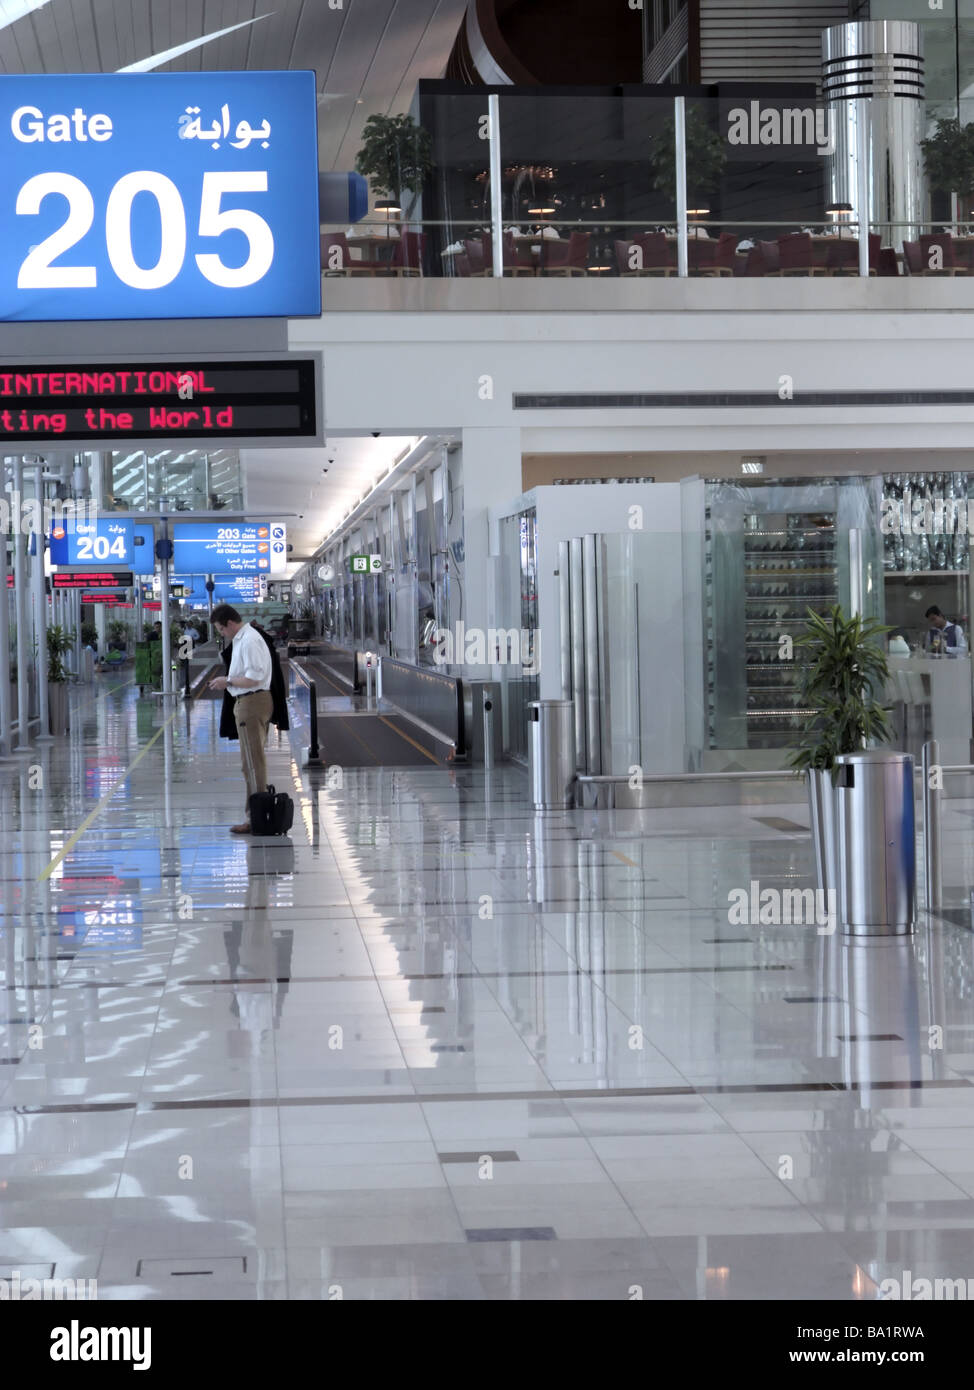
[227,622,272,697]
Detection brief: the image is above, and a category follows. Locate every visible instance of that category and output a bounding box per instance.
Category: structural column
[461,426,522,680]
[30,464,50,739]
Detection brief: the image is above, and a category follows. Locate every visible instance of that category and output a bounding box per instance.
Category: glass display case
[704,477,884,767]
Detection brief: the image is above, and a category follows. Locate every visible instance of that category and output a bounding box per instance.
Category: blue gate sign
[0,71,321,322]
[50,517,134,566]
[172,521,286,575]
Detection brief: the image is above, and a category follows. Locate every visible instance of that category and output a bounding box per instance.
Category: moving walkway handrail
[289,660,320,763]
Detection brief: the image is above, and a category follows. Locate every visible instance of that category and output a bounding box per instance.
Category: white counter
[887,654,973,765]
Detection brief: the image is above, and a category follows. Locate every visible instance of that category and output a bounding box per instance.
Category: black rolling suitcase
[248,785,294,836]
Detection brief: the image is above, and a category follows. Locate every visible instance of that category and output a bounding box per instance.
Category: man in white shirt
[208,604,274,834]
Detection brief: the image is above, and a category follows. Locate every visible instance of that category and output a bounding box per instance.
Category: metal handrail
[289,660,320,764]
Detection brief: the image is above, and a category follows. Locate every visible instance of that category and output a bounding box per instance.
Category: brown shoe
[229,822,252,835]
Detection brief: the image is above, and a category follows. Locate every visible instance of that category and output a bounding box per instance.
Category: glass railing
[325,90,974,284]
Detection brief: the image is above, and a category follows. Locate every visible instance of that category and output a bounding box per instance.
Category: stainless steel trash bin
[835,750,916,936]
[528,700,576,809]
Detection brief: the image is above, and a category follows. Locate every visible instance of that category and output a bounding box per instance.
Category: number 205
[16,170,274,291]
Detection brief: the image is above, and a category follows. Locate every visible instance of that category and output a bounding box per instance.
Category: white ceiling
[243,434,422,565]
[0,0,467,169]
[0,0,467,577]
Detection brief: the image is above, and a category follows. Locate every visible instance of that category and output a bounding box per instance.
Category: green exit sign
[348,554,382,574]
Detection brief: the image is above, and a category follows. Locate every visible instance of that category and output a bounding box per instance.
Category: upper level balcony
[321,79,974,310]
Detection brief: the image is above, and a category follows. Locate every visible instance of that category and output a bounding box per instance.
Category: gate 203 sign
[0,71,321,322]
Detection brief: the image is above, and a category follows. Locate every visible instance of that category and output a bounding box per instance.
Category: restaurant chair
[389,230,426,277]
[615,239,641,275]
[465,238,488,276]
[320,231,384,277]
[744,241,780,276]
[714,233,737,276]
[773,232,825,276]
[477,231,536,276]
[542,231,590,276]
[688,238,718,275]
[918,233,959,275]
[634,231,675,276]
[454,252,473,278]
[901,240,922,275]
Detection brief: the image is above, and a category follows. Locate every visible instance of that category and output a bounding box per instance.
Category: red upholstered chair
[918,233,959,275]
[634,231,675,276]
[901,240,922,275]
[479,231,536,276]
[826,236,859,275]
[744,240,780,276]
[615,239,640,275]
[542,231,590,275]
[688,238,718,275]
[465,238,488,276]
[389,230,426,276]
[774,232,823,276]
[320,232,385,277]
[454,252,473,277]
[714,232,738,276]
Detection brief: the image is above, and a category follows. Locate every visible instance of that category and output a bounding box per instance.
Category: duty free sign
[0,70,320,322]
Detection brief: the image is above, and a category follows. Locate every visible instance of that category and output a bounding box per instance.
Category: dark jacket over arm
[218,624,290,739]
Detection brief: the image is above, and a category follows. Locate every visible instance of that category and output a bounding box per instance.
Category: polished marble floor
[3,675,974,1300]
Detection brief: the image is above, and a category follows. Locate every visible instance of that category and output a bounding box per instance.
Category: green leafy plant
[81,622,98,649]
[921,117,974,200]
[790,605,893,777]
[46,625,74,683]
[107,619,128,650]
[355,113,433,221]
[650,107,727,209]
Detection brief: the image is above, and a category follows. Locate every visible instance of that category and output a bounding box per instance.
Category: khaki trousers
[234,689,273,819]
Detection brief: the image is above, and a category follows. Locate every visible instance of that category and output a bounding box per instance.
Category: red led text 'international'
[0,371,215,397]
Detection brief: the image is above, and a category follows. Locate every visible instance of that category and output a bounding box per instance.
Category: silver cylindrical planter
[528,699,576,810]
[835,750,916,936]
[806,768,839,896]
[822,21,925,250]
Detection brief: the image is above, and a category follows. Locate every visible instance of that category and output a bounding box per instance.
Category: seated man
[925,605,964,653]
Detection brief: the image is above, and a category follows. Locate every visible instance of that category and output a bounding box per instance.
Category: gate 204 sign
[0,71,321,322]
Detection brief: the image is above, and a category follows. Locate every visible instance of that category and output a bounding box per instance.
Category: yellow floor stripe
[38,704,182,883]
[612,850,638,868]
[378,715,441,765]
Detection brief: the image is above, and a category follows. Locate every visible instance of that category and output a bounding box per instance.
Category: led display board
[0,71,320,322]
[53,570,132,588]
[172,521,286,575]
[0,358,318,443]
[173,572,266,602]
[50,517,133,565]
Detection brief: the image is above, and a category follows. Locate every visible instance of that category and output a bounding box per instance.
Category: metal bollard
[365,657,374,708]
[483,698,494,772]
[922,738,942,912]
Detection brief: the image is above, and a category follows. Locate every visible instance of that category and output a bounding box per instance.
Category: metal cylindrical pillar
[922,738,942,912]
[30,465,50,738]
[822,22,925,252]
[160,518,173,696]
[0,478,10,756]
[9,458,30,748]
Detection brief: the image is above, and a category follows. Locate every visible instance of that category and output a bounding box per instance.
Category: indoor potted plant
[354,112,432,224]
[46,624,74,735]
[921,117,974,225]
[790,605,893,893]
[649,106,727,219]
